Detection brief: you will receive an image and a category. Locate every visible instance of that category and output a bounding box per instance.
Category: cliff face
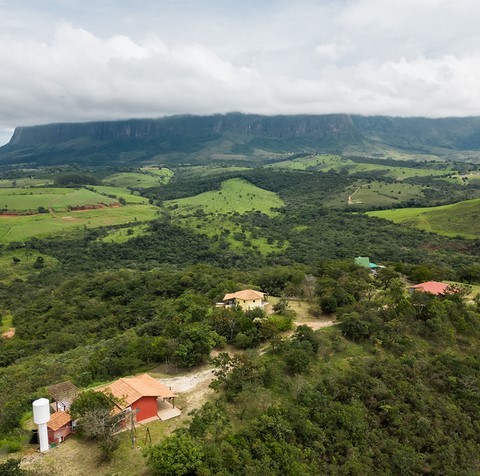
[3,113,480,166]
[8,113,360,147]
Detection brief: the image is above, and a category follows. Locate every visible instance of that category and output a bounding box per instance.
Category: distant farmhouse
[355,256,385,270]
[97,373,180,424]
[221,289,267,310]
[409,281,459,297]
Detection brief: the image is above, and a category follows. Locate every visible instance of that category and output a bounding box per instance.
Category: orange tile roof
[410,281,452,295]
[97,374,177,410]
[47,411,72,431]
[223,289,265,301]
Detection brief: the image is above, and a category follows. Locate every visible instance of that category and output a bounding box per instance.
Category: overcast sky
[1,0,480,144]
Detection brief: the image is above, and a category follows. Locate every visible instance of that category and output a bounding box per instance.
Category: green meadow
[367,198,480,238]
[0,249,58,283]
[0,188,117,212]
[90,185,149,204]
[350,181,426,206]
[165,178,286,253]
[166,177,284,215]
[104,168,173,188]
[270,154,452,180]
[0,205,159,243]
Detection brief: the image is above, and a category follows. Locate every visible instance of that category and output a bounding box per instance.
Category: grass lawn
[0,205,159,244]
[367,198,480,239]
[0,178,53,188]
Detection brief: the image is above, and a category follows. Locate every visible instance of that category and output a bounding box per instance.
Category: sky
[1,0,480,144]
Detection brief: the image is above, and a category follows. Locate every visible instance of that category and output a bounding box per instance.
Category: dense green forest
[1,160,480,475]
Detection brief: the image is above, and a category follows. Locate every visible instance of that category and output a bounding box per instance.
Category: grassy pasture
[101,224,149,243]
[0,188,117,212]
[166,178,284,216]
[367,198,480,238]
[90,185,149,204]
[104,169,172,188]
[270,154,452,180]
[350,181,426,206]
[0,249,58,282]
[0,178,53,188]
[0,205,159,243]
[165,178,285,253]
[176,165,251,178]
[270,154,343,171]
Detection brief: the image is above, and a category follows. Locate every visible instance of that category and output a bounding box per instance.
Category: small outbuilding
[355,256,384,270]
[222,289,267,311]
[47,411,73,444]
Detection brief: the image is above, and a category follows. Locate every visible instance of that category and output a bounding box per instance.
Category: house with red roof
[409,281,456,296]
[97,373,180,423]
[222,289,267,310]
[47,411,73,444]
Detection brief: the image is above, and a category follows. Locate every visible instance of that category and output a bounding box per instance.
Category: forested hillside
[0,160,479,475]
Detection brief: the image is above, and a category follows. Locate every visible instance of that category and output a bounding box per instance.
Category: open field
[0,177,53,188]
[350,181,426,206]
[0,188,117,212]
[270,154,343,171]
[270,154,452,180]
[101,224,150,243]
[176,165,251,178]
[367,198,480,238]
[90,185,149,204]
[104,169,172,188]
[165,178,285,253]
[166,178,284,216]
[0,205,159,243]
[0,249,58,282]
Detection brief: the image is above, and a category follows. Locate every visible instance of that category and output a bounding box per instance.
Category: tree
[70,390,122,462]
[145,432,203,476]
[12,257,21,265]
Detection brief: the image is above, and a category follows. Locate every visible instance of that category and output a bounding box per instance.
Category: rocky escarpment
[3,113,480,166]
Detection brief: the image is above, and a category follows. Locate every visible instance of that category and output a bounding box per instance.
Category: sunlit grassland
[176,165,251,178]
[0,249,58,282]
[351,181,426,206]
[269,154,452,180]
[0,188,117,212]
[90,185,149,204]
[0,177,53,188]
[101,224,150,243]
[367,198,480,238]
[104,169,172,188]
[0,205,159,243]
[164,178,286,253]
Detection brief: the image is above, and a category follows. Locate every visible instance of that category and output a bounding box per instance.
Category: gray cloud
[1,0,480,144]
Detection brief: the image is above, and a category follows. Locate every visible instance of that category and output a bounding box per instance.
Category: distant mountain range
[2,113,480,166]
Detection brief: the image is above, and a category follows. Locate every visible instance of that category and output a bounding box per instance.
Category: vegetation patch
[104,169,172,188]
[0,188,117,213]
[368,198,480,238]
[0,205,159,243]
[89,185,149,204]
[350,181,426,207]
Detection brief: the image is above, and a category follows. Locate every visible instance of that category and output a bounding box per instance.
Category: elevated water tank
[33,398,50,425]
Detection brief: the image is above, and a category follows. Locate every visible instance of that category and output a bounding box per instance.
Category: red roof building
[47,411,73,444]
[409,281,454,296]
[97,373,179,423]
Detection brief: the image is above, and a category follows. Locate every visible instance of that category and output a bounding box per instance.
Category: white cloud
[1,0,480,145]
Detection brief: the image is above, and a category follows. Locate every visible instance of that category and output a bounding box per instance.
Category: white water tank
[32,398,50,452]
[33,398,50,424]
